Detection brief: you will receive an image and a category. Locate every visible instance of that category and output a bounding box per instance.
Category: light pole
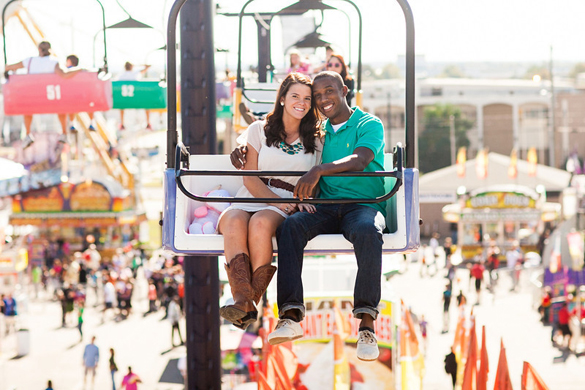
[450,114,456,166]
[386,91,391,152]
[548,45,556,167]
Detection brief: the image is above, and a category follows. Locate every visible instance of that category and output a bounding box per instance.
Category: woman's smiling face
[281,83,313,121]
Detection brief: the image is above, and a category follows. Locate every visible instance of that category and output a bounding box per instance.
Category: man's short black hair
[313,71,344,90]
[66,55,79,67]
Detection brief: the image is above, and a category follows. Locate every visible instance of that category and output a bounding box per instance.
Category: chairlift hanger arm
[2,0,108,72]
[166,0,189,169]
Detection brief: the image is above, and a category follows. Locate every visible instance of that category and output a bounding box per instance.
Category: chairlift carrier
[2,0,112,116]
[112,80,167,110]
[163,0,419,256]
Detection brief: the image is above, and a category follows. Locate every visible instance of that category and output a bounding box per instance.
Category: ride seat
[162,153,420,255]
[3,72,112,115]
[112,80,167,109]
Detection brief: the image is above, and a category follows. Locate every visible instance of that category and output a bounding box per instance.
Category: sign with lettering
[13,182,119,213]
[466,191,536,209]
[273,296,394,348]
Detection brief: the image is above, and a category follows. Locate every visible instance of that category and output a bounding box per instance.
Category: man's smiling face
[312,75,348,123]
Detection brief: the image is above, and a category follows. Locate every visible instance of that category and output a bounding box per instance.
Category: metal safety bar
[174,142,403,205]
[241,89,277,106]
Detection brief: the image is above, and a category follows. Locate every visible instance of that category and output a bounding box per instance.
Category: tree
[418,104,472,174]
[439,64,466,78]
[569,62,585,80]
[524,64,550,80]
[362,63,401,81]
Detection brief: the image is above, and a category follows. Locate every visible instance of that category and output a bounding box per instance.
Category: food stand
[9,180,146,261]
[442,185,560,262]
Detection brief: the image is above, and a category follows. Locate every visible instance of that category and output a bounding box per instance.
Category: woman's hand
[298,203,316,213]
[272,202,297,215]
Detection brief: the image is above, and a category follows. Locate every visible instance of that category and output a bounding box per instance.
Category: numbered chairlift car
[112,79,167,110]
[163,0,420,256]
[2,0,112,116]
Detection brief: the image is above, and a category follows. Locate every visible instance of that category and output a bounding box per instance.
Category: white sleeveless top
[223,120,322,218]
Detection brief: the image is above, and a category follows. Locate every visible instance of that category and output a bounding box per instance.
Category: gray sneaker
[22,134,34,150]
[356,330,379,361]
[57,134,68,144]
[268,319,303,345]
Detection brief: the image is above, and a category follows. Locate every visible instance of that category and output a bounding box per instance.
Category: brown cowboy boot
[251,264,277,305]
[220,253,257,326]
[231,263,277,330]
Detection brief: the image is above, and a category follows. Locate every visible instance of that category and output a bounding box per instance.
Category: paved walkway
[0,276,186,390]
[391,258,585,389]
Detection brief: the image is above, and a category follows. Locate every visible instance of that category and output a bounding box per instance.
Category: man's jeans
[276,203,385,320]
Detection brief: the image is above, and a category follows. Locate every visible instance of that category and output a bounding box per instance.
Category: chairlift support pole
[168,0,222,388]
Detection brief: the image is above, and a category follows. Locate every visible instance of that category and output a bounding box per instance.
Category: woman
[218,72,322,328]
[109,348,118,390]
[326,53,354,105]
[287,50,311,75]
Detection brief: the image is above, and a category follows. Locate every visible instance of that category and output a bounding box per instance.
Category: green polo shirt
[319,107,386,216]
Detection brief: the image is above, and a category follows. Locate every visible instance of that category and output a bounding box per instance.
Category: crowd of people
[0,235,186,387]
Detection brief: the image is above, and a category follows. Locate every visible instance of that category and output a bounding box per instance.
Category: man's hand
[298,203,316,213]
[230,145,248,169]
[294,166,322,201]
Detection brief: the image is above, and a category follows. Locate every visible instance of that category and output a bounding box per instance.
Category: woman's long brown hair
[264,72,321,154]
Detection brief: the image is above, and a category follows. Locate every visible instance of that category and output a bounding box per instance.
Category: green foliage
[418,104,472,174]
[569,62,585,79]
[524,65,550,80]
[439,64,466,78]
[362,63,401,80]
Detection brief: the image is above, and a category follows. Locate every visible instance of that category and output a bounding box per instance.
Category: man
[4,41,82,149]
[168,296,184,347]
[103,277,116,323]
[232,71,386,361]
[441,283,452,333]
[444,346,457,388]
[506,240,523,292]
[3,294,17,335]
[117,62,152,131]
[66,54,97,132]
[83,336,100,385]
[470,261,485,305]
[556,302,573,350]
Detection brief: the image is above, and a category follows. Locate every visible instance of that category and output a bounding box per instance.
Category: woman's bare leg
[218,209,251,262]
[247,210,285,271]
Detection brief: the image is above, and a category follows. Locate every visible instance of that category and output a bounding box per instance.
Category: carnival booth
[443,184,561,262]
[9,180,145,260]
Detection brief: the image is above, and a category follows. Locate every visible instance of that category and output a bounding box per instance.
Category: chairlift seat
[241,82,279,114]
[112,80,167,109]
[162,153,419,255]
[3,72,112,115]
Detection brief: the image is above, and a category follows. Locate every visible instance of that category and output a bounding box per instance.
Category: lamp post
[92,14,154,68]
[450,114,456,166]
[386,91,391,152]
[548,45,556,167]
